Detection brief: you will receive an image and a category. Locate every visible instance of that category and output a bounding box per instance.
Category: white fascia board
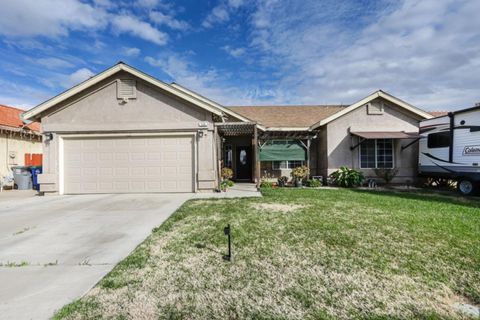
[22,63,223,121]
[377,91,433,119]
[309,91,380,130]
[122,65,223,116]
[170,83,253,123]
[309,90,433,130]
[22,64,122,121]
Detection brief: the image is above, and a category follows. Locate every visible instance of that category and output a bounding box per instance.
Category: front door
[235,146,252,180]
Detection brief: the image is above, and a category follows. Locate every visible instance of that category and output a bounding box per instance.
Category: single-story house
[21,62,433,194]
[0,104,42,181]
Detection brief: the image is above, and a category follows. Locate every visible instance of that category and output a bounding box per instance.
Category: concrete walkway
[194,183,261,199]
[0,193,192,320]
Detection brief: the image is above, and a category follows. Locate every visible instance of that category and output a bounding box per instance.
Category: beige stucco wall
[38,72,217,193]
[0,132,42,181]
[325,98,423,183]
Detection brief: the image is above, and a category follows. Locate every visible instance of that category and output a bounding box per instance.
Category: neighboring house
[22,62,432,195]
[0,104,42,181]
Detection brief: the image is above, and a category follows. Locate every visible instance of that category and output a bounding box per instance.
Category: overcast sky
[0,0,478,111]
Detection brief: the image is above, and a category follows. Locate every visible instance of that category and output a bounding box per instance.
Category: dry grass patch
[252,202,308,213]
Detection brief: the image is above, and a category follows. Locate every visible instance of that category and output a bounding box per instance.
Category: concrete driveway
[0,193,192,320]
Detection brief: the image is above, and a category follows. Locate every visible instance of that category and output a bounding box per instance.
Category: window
[239,150,247,165]
[360,139,394,168]
[272,160,304,170]
[224,145,232,168]
[427,131,450,148]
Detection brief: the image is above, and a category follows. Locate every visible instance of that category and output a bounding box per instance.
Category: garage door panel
[63,136,194,194]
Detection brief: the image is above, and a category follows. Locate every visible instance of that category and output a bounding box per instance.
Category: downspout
[448,112,454,163]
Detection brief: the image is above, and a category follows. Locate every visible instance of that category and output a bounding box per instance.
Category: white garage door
[63,136,194,194]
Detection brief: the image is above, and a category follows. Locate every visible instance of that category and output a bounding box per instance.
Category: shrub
[260,181,273,189]
[330,167,364,188]
[221,167,233,180]
[374,168,398,185]
[291,166,310,181]
[306,179,321,188]
[220,179,234,191]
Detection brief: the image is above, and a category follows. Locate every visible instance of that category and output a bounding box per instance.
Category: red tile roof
[227,105,348,127]
[0,104,40,132]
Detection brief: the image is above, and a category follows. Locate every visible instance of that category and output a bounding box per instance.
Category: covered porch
[215,122,317,185]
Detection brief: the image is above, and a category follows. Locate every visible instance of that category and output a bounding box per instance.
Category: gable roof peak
[309,90,432,130]
[22,62,225,121]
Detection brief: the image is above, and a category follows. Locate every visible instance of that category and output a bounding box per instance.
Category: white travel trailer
[419,104,480,195]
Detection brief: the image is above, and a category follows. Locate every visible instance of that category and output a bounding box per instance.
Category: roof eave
[170,83,253,123]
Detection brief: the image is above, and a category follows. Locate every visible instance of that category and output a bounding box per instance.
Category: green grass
[54,189,480,319]
[0,261,29,267]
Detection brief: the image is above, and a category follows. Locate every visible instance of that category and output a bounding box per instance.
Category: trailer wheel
[457,179,477,196]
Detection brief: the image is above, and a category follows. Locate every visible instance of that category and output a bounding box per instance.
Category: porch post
[254,124,260,186]
[214,125,222,189]
[306,138,311,177]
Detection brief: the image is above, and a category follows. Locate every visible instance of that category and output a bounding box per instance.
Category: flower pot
[295,179,303,187]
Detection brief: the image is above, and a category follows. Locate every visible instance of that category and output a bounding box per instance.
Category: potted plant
[291,166,310,187]
[220,167,234,191]
[277,176,288,187]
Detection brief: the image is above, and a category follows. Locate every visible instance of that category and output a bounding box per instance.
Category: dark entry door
[235,146,252,180]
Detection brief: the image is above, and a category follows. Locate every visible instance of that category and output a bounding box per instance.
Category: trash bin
[11,166,32,190]
[30,166,42,191]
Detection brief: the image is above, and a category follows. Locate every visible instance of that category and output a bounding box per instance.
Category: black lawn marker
[223,224,232,261]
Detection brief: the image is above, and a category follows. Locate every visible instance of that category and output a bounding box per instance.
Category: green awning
[259,140,306,161]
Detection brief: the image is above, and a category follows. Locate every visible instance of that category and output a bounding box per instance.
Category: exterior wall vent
[117,79,136,100]
[367,102,384,115]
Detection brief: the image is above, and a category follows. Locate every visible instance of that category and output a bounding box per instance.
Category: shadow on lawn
[350,188,480,210]
[194,243,225,256]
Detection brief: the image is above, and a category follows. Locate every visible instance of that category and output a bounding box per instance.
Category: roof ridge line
[0,104,26,112]
[227,104,349,108]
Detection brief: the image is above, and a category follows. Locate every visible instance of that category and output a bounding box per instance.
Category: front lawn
[55,189,480,319]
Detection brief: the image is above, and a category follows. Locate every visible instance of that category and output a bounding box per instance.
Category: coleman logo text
[463,145,480,156]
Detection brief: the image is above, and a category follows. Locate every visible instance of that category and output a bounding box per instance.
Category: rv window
[427,132,450,148]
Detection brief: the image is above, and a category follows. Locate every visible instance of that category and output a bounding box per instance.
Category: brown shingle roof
[429,111,448,117]
[227,105,348,128]
[0,104,40,132]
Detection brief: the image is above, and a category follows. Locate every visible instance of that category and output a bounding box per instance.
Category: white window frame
[272,160,305,170]
[359,138,395,169]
